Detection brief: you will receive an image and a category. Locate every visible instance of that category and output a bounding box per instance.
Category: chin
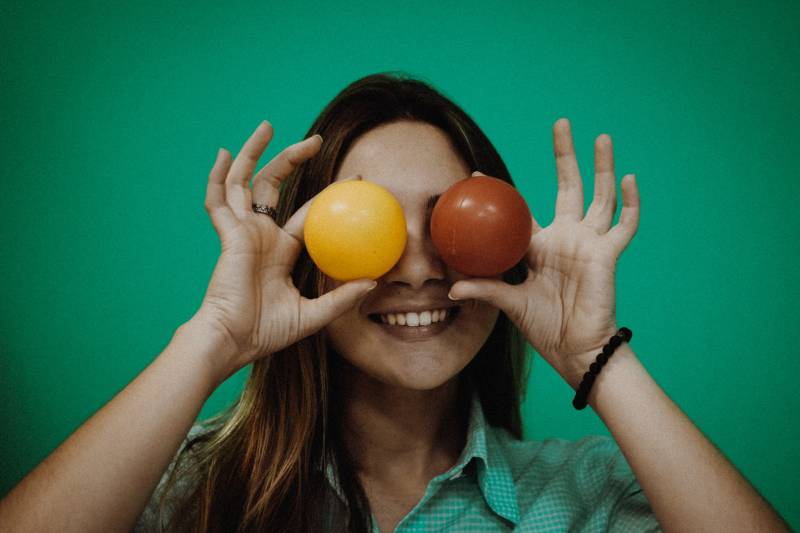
[375,352,466,391]
[329,331,477,393]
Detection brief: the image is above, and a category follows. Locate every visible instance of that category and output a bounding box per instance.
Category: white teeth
[420,311,432,326]
[377,309,451,327]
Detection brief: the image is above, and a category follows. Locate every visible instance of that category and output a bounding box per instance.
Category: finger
[607,174,640,255]
[471,170,543,234]
[552,118,584,223]
[583,134,617,234]
[282,174,364,244]
[298,278,377,338]
[204,148,240,241]
[252,134,323,211]
[448,278,528,327]
[226,121,274,219]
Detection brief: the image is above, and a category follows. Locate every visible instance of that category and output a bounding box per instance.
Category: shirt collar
[452,388,521,525]
[324,388,520,526]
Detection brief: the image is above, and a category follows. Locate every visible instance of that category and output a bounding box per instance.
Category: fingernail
[314,133,323,143]
[448,291,460,301]
[366,281,377,291]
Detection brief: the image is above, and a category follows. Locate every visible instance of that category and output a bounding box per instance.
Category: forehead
[335,120,470,207]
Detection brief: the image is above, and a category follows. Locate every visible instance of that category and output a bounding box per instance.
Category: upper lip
[367,301,460,315]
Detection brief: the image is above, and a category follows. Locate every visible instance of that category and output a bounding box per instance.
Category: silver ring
[252,203,277,219]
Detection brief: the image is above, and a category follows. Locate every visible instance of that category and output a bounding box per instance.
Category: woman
[0,73,790,533]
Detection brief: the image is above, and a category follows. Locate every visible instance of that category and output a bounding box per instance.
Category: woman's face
[322,120,500,391]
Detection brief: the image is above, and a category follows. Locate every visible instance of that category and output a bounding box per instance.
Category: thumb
[449,278,527,325]
[299,278,377,333]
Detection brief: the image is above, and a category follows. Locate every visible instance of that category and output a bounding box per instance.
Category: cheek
[323,306,363,355]
[452,300,500,352]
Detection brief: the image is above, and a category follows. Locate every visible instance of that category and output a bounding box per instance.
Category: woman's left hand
[448,118,640,390]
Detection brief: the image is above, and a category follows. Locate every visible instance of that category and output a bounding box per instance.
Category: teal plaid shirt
[136,391,661,532]
[325,389,661,532]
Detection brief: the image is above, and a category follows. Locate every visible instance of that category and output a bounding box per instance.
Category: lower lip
[369,311,459,341]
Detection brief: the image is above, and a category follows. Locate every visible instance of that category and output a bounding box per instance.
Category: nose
[381,218,446,290]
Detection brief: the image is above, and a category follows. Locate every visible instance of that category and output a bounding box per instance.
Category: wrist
[172,317,241,392]
[562,327,627,391]
[563,353,600,391]
[581,342,637,410]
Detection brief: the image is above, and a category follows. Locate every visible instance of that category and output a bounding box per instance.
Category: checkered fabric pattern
[136,391,661,532]
[326,389,661,532]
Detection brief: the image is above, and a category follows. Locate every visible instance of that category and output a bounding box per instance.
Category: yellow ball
[304,180,407,281]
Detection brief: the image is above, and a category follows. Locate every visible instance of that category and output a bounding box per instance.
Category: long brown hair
[156,72,531,533]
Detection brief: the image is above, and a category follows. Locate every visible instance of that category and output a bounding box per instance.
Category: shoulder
[492,427,626,480]
[488,427,661,530]
[133,423,213,533]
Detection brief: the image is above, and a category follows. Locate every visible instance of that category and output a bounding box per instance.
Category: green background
[2,0,798,527]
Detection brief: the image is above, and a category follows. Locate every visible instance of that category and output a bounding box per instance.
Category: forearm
[0,320,231,533]
[583,344,791,532]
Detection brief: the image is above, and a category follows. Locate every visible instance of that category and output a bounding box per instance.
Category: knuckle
[282,145,307,166]
[265,172,282,188]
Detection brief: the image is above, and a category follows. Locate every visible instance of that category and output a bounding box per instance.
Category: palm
[202,218,305,361]
[517,219,619,369]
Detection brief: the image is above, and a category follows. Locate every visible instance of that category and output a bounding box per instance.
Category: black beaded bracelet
[572,327,633,410]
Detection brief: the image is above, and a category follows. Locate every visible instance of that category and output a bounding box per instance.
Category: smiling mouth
[367,306,462,326]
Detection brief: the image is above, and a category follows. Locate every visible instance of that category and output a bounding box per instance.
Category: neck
[334,362,469,483]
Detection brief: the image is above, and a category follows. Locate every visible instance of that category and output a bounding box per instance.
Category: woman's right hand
[188,121,376,381]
